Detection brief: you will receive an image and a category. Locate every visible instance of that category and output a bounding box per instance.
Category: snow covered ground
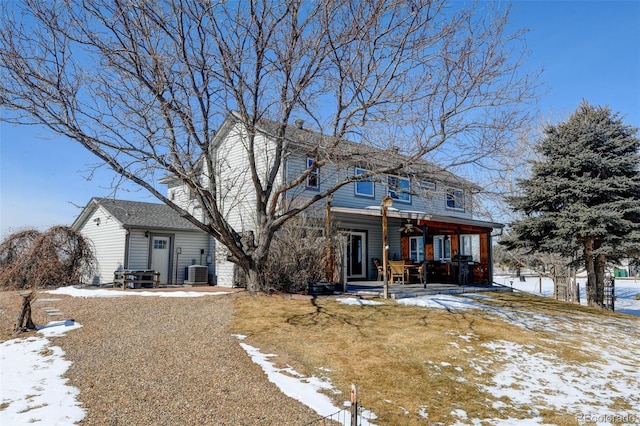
[1,319,85,425]
[494,274,640,317]
[397,276,640,425]
[1,280,639,425]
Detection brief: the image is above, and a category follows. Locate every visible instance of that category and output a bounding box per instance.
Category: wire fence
[307,408,432,425]
[305,384,432,426]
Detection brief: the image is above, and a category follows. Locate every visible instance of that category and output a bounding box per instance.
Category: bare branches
[0,226,97,290]
[1,0,539,290]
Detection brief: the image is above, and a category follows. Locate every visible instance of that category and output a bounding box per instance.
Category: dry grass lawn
[2,288,637,425]
[232,292,639,425]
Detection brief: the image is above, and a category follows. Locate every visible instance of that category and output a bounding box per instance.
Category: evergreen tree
[504,101,640,308]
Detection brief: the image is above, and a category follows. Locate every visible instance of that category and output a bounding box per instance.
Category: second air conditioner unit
[185,265,208,285]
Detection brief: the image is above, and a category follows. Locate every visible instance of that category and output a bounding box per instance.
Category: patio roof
[330,206,504,231]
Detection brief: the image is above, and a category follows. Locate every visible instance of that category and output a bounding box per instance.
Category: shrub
[260,215,345,293]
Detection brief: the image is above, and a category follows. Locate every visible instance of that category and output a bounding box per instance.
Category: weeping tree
[0,226,96,290]
[0,0,538,292]
[0,225,96,333]
[503,102,640,309]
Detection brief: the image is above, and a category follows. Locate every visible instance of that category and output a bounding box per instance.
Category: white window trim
[388,174,411,203]
[355,167,375,198]
[433,235,451,261]
[409,236,424,262]
[306,157,319,190]
[421,181,436,191]
[446,188,465,211]
[460,234,480,263]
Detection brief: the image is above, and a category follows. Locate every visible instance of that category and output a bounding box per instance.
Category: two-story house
[74,111,502,287]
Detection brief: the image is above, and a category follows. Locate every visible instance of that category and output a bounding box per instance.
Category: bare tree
[0,0,538,291]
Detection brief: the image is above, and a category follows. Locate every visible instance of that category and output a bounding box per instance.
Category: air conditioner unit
[185,265,208,285]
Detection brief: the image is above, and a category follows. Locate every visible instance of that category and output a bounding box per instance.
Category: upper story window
[306,157,319,190]
[355,168,374,197]
[388,175,411,203]
[421,181,436,192]
[446,188,464,210]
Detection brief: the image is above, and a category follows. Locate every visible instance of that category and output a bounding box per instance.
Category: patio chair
[416,264,424,285]
[372,258,384,281]
[388,260,406,285]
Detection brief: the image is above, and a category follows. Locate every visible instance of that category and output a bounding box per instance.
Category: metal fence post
[350,384,358,426]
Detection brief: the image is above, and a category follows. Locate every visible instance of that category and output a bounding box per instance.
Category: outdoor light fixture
[145,231,149,238]
[94,217,101,226]
[399,220,423,234]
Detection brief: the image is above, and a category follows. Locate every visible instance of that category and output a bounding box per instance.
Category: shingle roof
[94,198,202,231]
[229,111,477,189]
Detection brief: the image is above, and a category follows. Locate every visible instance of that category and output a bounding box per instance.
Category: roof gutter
[329,206,503,230]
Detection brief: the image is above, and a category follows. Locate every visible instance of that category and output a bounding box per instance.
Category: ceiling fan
[399,221,421,234]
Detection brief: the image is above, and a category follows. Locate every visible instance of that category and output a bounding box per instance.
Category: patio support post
[422,224,428,288]
[381,196,393,299]
[325,195,334,283]
[487,231,493,285]
[457,226,462,284]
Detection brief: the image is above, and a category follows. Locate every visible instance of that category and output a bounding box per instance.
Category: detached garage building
[73,198,214,286]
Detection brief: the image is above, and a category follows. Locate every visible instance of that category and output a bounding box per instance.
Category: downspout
[123,228,130,269]
[208,235,216,285]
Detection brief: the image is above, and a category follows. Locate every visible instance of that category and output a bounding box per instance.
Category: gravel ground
[1,289,322,425]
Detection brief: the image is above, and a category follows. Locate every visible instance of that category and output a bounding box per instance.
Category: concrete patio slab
[344,281,512,299]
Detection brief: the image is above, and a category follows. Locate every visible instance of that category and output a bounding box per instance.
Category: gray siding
[174,231,213,283]
[201,120,480,287]
[333,212,403,280]
[127,229,213,284]
[214,122,282,287]
[217,122,260,230]
[285,154,474,219]
[79,205,127,285]
[127,229,149,270]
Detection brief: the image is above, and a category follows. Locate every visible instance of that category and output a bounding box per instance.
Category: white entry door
[346,232,367,280]
[151,235,171,284]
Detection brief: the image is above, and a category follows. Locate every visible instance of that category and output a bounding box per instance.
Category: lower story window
[409,236,424,262]
[460,234,480,262]
[433,236,451,261]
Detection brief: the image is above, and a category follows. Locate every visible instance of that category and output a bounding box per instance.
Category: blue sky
[1,1,639,237]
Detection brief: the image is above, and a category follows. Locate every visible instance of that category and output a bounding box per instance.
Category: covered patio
[330,206,504,287]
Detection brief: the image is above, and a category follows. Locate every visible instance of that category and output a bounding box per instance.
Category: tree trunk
[583,239,606,309]
[245,268,261,293]
[594,252,607,308]
[15,291,37,334]
[583,239,598,308]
